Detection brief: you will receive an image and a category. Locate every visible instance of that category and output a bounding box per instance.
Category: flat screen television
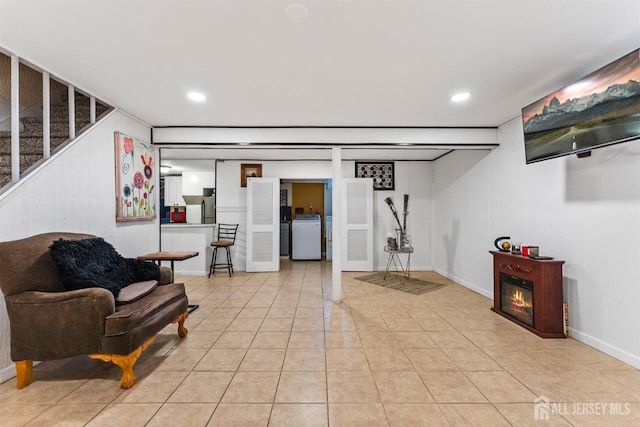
[522,48,640,164]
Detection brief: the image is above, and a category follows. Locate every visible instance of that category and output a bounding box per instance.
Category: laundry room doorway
[291,182,325,258]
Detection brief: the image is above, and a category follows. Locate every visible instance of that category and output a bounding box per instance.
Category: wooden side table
[383,246,414,280]
[137,251,199,281]
[137,251,199,313]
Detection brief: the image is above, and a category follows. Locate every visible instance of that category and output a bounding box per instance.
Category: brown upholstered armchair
[0,232,189,389]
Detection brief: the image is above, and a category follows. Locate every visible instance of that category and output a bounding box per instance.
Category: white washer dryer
[325,215,332,261]
[291,214,321,260]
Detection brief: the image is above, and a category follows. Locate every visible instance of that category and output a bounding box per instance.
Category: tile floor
[1,260,640,426]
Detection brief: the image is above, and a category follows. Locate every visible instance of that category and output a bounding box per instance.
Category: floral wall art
[115,131,156,222]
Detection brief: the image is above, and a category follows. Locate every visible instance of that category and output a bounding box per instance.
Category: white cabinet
[163,176,183,206]
[182,171,215,195]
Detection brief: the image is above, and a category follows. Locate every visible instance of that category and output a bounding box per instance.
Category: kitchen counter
[161,224,216,275]
[161,223,215,228]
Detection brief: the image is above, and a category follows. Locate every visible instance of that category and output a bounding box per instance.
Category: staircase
[0,93,112,189]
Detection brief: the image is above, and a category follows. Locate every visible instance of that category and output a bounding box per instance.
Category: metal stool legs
[208,224,239,278]
[208,245,234,277]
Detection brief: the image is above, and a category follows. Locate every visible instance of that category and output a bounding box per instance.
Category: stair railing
[0,49,111,196]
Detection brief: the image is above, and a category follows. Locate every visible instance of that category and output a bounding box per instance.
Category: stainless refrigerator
[182,188,215,224]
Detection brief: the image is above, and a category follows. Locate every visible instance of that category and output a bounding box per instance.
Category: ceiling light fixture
[450,92,471,102]
[160,165,172,174]
[285,4,309,22]
[187,92,206,102]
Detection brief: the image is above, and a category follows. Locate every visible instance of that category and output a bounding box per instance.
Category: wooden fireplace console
[490,251,566,338]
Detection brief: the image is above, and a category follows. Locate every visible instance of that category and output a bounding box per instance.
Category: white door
[246,177,280,272]
[342,178,373,271]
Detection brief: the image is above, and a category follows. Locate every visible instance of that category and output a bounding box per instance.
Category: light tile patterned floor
[1,260,640,426]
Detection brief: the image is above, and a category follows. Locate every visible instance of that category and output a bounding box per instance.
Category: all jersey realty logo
[534,396,551,420]
[534,396,631,421]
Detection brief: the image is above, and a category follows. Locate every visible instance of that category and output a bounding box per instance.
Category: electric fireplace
[490,251,566,338]
[500,272,534,327]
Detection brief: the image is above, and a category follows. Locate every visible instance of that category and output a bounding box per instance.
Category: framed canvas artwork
[241,163,262,187]
[115,131,157,222]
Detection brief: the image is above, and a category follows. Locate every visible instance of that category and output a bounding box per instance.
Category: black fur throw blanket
[49,237,160,298]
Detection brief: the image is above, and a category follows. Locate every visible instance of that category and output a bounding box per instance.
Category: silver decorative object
[385,195,411,250]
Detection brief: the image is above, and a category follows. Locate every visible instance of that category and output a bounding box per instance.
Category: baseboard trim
[174,270,207,276]
[0,361,42,385]
[375,265,433,272]
[432,268,640,370]
[433,267,493,299]
[568,328,640,369]
[0,364,15,385]
[175,269,247,276]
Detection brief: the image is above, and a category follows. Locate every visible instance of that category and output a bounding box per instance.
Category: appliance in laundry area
[291,214,321,260]
[280,222,290,256]
[325,216,332,261]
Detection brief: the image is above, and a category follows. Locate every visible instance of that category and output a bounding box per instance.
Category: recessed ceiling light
[187,92,206,102]
[285,4,309,22]
[450,92,471,102]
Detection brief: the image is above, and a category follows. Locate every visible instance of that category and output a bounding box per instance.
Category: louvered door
[341,178,373,271]
[246,177,280,272]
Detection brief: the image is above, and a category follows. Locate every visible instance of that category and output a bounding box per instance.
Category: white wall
[0,110,158,382]
[432,149,493,296]
[374,161,433,271]
[433,117,640,368]
[215,159,433,272]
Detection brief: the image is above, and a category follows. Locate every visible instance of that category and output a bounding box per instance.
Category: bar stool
[208,224,239,277]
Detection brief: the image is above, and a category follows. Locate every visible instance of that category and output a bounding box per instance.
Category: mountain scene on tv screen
[523,50,640,162]
[524,81,640,160]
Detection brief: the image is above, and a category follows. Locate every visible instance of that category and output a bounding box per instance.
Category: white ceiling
[1,0,639,162]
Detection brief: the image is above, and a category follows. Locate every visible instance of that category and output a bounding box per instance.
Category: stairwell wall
[0,110,158,383]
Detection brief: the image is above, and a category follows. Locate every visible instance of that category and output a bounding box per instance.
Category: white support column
[10,55,19,182]
[89,96,96,124]
[68,85,75,140]
[331,147,344,302]
[42,72,50,158]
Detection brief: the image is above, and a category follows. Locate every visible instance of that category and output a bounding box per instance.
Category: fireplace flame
[511,289,532,309]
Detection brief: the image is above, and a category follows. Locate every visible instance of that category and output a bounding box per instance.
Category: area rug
[355,272,447,295]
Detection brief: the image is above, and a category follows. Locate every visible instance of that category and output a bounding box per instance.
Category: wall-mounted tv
[522,48,640,164]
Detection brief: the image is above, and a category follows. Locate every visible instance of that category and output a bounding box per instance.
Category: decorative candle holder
[396,229,412,251]
[387,237,398,251]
